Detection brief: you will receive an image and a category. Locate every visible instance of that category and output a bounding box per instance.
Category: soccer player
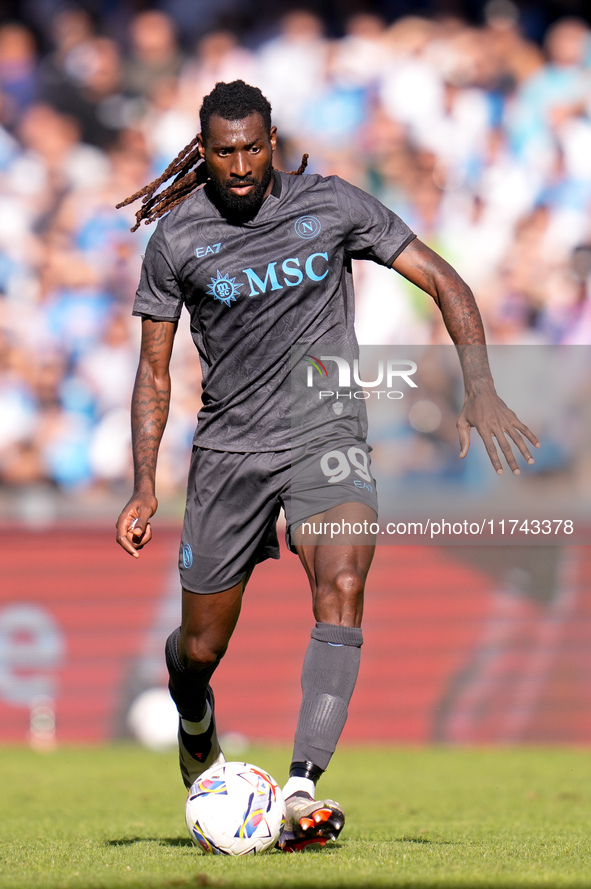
[115,80,538,851]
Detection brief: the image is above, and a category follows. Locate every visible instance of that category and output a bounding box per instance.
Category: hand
[116,492,158,557]
[457,389,540,475]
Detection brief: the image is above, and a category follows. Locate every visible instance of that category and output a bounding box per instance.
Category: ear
[197,133,205,159]
[270,126,278,153]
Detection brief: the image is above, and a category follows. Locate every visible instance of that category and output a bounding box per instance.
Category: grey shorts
[178,439,378,594]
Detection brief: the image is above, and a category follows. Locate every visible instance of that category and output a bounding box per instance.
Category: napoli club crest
[295,215,321,239]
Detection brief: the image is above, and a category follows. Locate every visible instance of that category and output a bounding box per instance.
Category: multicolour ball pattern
[185,761,285,855]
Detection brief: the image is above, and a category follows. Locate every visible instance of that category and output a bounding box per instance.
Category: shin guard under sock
[291,622,363,772]
[165,627,220,722]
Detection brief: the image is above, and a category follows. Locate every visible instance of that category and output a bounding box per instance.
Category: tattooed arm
[392,239,539,474]
[116,318,177,557]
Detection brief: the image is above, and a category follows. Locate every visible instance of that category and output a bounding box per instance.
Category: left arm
[392,238,540,474]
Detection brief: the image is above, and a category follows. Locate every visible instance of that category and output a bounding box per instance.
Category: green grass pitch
[2,745,591,888]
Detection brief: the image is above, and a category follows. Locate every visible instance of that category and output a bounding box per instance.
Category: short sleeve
[332,176,416,267]
[132,223,184,320]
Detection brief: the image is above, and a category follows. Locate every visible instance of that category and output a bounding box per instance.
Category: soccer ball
[185,761,285,855]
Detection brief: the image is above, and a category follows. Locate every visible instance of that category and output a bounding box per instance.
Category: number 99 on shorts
[320,447,373,488]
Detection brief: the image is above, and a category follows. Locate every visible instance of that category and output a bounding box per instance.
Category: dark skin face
[197,112,277,221]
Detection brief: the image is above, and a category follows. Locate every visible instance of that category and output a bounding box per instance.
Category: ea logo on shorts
[295,215,321,239]
[181,543,193,569]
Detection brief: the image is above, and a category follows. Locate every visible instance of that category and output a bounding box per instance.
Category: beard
[205,160,274,223]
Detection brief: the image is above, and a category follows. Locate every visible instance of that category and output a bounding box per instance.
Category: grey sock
[165,627,220,722]
[292,622,363,771]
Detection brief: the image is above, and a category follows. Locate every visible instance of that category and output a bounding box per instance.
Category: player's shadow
[398,835,456,845]
[106,837,193,847]
[106,836,342,852]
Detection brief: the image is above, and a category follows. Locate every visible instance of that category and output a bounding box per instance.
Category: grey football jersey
[133,170,415,452]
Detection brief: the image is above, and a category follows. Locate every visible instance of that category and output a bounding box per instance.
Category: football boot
[278,791,345,852]
[178,686,225,790]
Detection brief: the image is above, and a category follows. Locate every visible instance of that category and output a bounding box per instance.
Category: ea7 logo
[196,243,222,258]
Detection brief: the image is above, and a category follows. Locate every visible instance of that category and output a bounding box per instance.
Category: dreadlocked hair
[115,134,207,232]
[116,79,309,232]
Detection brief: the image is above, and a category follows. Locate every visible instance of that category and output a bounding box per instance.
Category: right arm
[116,318,177,557]
[393,239,539,473]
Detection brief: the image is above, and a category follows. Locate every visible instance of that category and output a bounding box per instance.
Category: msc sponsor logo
[206,252,330,306]
[207,271,244,306]
[295,215,321,239]
[243,252,328,296]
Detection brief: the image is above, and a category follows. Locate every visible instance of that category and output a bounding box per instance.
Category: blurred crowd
[1,3,590,501]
